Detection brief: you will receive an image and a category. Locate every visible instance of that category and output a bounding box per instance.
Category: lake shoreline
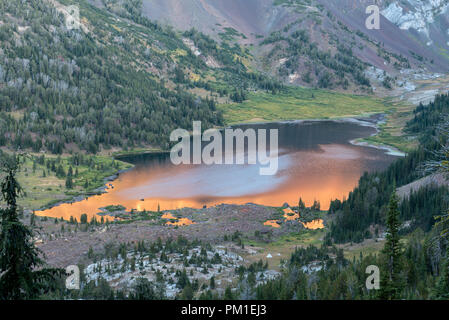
[116,112,404,159]
[36,114,400,218]
[34,167,134,215]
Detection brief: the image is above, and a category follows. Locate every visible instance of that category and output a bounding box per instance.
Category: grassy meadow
[243,229,326,271]
[218,87,393,124]
[15,154,132,212]
[359,100,419,152]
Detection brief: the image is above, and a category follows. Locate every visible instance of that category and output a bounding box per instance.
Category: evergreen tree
[80,214,88,225]
[65,175,73,189]
[298,198,306,210]
[0,156,62,299]
[131,278,164,300]
[427,118,449,299]
[29,212,35,226]
[224,286,235,300]
[56,165,65,178]
[431,201,449,298]
[378,191,404,300]
[433,240,449,299]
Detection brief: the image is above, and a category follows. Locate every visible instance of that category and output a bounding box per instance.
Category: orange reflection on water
[161,213,177,220]
[301,219,325,230]
[264,220,281,228]
[166,218,195,227]
[283,207,300,221]
[264,207,325,230]
[161,212,195,226]
[35,144,381,222]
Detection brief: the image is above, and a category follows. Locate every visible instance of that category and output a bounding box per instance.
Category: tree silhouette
[0,155,63,299]
[378,191,404,300]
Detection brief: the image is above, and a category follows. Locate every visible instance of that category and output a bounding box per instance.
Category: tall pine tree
[0,155,62,299]
[433,232,449,299]
[429,119,449,299]
[378,191,404,300]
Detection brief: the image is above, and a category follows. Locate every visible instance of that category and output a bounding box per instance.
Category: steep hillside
[126,0,281,42]
[321,0,449,70]
[0,0,279,154]
[133,0,449,91]
[328,93,449,243]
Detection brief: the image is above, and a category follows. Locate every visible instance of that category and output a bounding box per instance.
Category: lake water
[37,119,399,220]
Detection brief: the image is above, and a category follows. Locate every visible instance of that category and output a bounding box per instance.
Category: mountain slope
[0,0,280,154]
[320,0,449,72]
[134,0,449,91]
[134,0,281,41]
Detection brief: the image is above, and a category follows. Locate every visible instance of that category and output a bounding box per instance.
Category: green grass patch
[16,154,132,211]
[246,229,325,249]
[357,101,419,153]
[218,86,392,125]
[244,229,326,270]
[271,230,325,247]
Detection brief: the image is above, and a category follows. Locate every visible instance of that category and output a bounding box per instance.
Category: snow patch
[382,0,449,38]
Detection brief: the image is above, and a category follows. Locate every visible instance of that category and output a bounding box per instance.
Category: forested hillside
[252,226,448,300]
[328,94,449,243]
[260,28,373,90]
[0,0,280,154]
[137,0,449,91]
[248,96,449,300]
